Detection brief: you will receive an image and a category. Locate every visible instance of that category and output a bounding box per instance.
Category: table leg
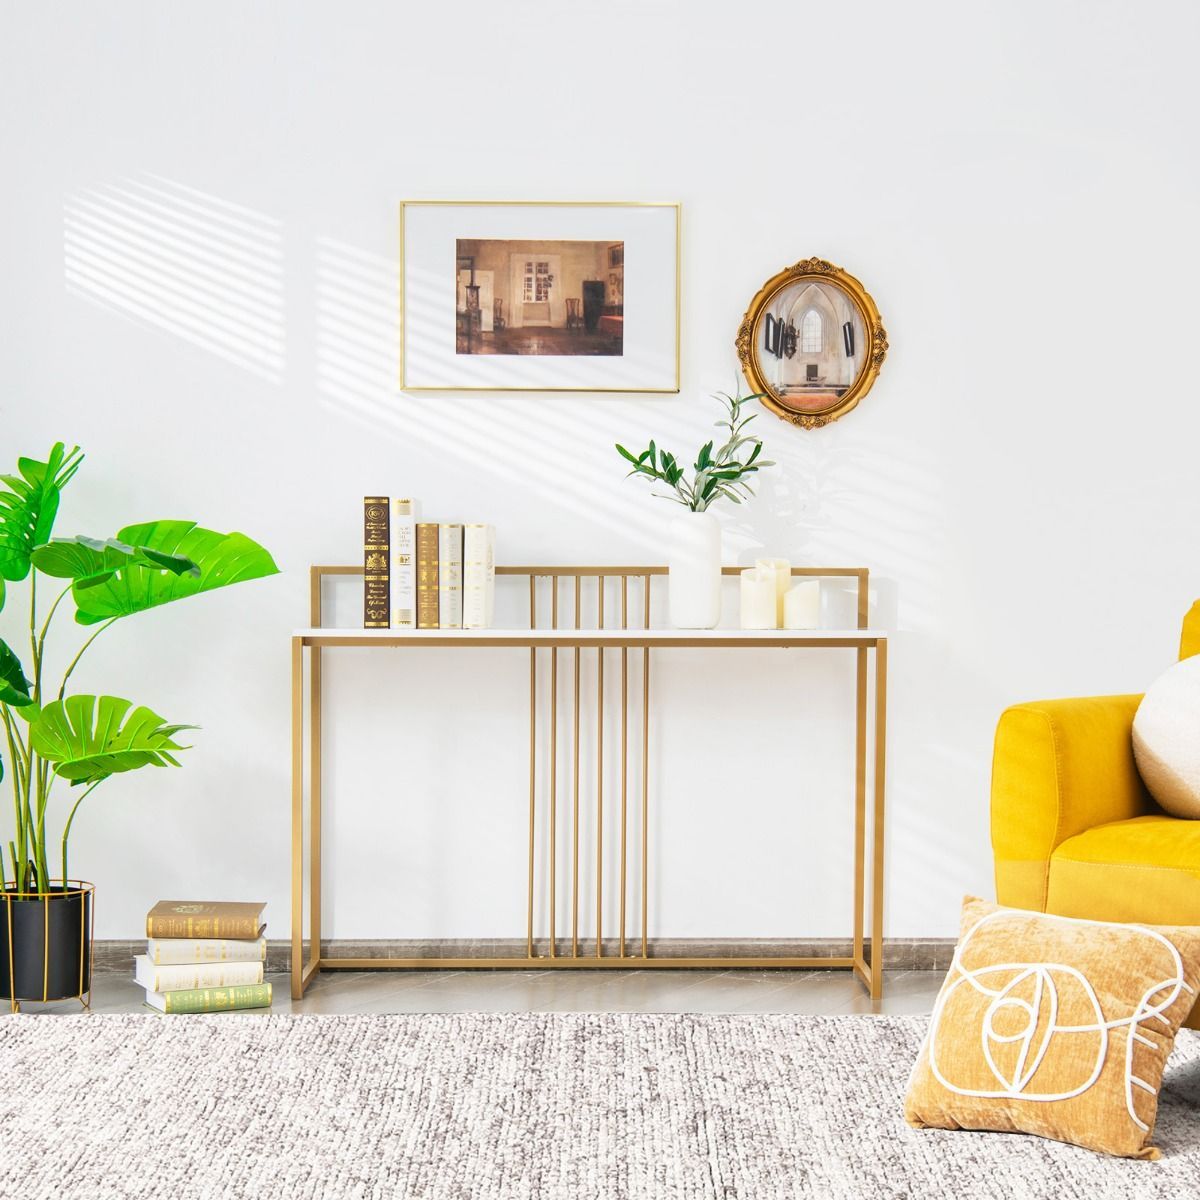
[853,646,867,969]
[290,636,304,1000]
[309,642,323,981]
[870,638,888,1000]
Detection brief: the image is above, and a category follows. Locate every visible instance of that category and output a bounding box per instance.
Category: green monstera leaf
[32,535,199,590]
[0,443,84,581]
[0,638,33,786]
[0,638,33,707]
[71,521,279,625]
[30,695,192,784]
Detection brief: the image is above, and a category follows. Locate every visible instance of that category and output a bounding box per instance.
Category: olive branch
[615,391,775,512]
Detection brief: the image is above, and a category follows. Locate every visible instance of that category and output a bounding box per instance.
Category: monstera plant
[0,443,277,1004]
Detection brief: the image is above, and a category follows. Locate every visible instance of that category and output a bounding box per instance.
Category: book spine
[146,915,263,939]
[438,524,464,630]
[462,525,495,630]
[141,958,264,991]
[391,500,418,628]
[162,983,273,1014]
[363,496,390,629]
[416,523,440,629]
[149,937,266,965]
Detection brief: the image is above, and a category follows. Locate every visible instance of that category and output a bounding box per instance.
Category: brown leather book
[416,522,440,628]
[363,496,390,628]
[146,901,266,940]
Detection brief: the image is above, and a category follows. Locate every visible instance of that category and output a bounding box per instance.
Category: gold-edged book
[146,901,266,940]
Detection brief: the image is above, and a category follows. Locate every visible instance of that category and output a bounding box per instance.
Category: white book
[146,936,267,965]
[463,524,495,630]
[133,954,264,992]
[438,523,464,629]
[391,498,418,628]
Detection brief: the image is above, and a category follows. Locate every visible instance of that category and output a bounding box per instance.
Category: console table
[291,565,887,1000]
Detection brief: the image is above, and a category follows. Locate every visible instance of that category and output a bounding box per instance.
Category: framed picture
[400,201,680,392]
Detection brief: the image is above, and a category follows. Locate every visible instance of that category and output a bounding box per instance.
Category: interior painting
[757,279,864,412]
[455,238,623,356]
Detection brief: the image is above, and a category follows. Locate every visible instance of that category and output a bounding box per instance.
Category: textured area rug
[2,1014,1200,1199]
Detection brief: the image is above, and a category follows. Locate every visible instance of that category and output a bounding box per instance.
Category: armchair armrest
[991,694,1151,911]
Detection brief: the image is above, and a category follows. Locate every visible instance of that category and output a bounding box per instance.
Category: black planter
[0,885,93,1003]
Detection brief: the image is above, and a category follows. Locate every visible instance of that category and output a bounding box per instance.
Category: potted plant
[0,443,277,1005]
[616,392,774,628]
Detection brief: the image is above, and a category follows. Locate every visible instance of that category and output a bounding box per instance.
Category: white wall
[3,1,1199,940]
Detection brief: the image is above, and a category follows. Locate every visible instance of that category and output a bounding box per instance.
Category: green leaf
[32,535,199,590]
[615,444,643,468]
[0,639,32,707]
[71,521,279,625]
[30,695,193,783]
[0,577,5,613]
[0,444,84,582]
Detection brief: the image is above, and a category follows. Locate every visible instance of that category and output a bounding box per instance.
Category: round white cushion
[1133,655,1200,818]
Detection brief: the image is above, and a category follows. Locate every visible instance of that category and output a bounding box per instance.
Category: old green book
[144,982,272,1014]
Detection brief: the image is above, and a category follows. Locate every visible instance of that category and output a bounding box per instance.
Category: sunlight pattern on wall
[316,236,697,552]
[63,174,285,382]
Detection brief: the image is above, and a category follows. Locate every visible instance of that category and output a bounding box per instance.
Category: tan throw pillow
[904,896,1200,1159]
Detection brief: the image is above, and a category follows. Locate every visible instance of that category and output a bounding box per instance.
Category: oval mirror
[736,257,888,428]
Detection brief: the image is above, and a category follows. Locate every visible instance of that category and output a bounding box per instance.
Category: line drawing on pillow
[924,910,1194,1131]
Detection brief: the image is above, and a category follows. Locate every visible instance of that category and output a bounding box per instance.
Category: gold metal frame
[399,201,682,393]
[2,880,95,1013]
[736,257,888,429]
[291,566,887,1001]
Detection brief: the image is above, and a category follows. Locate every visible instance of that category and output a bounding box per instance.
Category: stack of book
[135,901,271,1013]
[364,496,495,630]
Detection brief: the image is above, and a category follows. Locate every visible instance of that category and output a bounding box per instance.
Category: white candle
[740,567,776,630]
[784,581,821,630]
[755,557,791,628]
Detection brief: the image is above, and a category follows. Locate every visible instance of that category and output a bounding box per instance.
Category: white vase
[667,509,722,629]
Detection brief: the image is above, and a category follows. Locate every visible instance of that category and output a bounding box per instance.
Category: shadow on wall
[316,236,710,556]
[62,173,286,383]
[59,182,941,637]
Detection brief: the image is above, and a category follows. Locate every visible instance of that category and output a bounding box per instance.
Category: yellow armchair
[991,602,1200,1024]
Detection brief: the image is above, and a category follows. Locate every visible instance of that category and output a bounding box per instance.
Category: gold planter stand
[291,566,887,1001]
[2,880,95,1013]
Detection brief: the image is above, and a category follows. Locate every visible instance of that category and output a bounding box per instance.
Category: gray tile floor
[26,968,945,1017]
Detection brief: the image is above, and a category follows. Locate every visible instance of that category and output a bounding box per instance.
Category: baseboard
[93,937,954,974]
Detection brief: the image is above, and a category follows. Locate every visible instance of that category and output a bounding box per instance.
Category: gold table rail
[291,565,887,1000]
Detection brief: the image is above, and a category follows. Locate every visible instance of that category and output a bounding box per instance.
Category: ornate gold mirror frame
[736,257,888,428]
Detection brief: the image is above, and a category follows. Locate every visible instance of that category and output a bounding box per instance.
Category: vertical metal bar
[42,892,49,1002]
[641,573,651,959]
[572,574,581,957]
[853,646,867,966]
[527,575,537,959]
[77,880,85,1001]
[309,570,323,974]
[85,883,95,1010]
[619,574,628,959]
[871,637,888,1000]
[5,897,14,1013]
[854,571,870,973]
[549,578,558,958]
[290,635,305,1000]
[596,577,604,958]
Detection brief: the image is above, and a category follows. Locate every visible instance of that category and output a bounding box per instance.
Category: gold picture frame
[736,257,887,428]
[400,200,681,393]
